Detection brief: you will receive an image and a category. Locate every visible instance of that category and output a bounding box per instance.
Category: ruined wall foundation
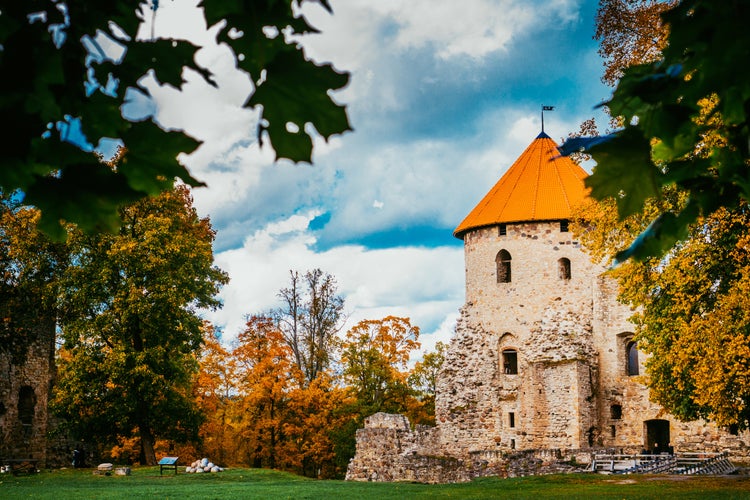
[346,220,750,483]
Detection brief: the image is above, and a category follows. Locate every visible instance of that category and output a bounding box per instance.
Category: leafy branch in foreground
[560,0,750,262]
[0,1,350,238]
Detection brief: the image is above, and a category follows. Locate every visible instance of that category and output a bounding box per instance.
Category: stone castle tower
[0,318,60,466]
[346,131,749,482]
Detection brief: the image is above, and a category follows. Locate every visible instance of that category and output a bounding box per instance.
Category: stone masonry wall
[0,318,57,466]
[347,220,750,483]
[435,221,602,457]
[345,413,592,483]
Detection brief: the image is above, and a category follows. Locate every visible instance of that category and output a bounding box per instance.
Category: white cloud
[368,0,534,60]
[139,0,607,366]
[202,212,465,354]
[301,0,583,64]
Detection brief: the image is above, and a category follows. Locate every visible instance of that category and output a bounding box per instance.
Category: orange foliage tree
[231,315,299,469]
[193,322,237,466]
[213,314,357,477]
[281,373,355,478]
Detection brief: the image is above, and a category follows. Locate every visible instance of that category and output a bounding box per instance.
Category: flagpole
[541,106,545,134]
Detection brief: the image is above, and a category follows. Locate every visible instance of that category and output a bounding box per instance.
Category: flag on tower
[541,105,555,133]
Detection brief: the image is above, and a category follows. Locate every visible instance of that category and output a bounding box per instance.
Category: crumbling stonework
[347,220,750,483]
[345,413,591,483]
[0,318,59,466]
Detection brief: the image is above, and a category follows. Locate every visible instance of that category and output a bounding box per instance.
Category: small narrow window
[18,386,36,437]
[611,425,617,438]
[502,349,518,374]
[496,249,511,283]
[627,341,640,376]
[510,439,516,449]
[610,404,622,420]
[509,412,515,428]
[558,258,571,280]
[498,223,507,236]
[560,220,569,232]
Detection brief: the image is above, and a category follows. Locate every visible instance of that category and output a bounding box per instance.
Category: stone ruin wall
[344,413,466,483]
[347,221,750,482]
[0,318,59,466]
[434,309,500,457]
[591,273,750,458]
[345,412,592,483]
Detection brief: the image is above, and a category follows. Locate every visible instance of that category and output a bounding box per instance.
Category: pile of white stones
[185,457,224,473]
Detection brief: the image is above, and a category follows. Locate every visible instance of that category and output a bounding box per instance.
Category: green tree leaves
[562,0,750,261]
[51,185,229,465]
[0,1,351,237]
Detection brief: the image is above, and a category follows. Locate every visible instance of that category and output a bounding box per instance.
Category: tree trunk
[139,424,157,465]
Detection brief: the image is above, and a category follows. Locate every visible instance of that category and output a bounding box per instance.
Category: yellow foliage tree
[407,341,447,426]
[341,316,421,417]
[573,197,750,429]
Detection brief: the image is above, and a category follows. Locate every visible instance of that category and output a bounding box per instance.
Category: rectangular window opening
[509,412,515,428]
[502,350,518,374]
[560,220,569,232]
[499,223,507,236]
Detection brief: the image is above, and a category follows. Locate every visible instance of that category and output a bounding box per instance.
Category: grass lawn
[1,467,750,499]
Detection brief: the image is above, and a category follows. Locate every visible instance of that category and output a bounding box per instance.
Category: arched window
[558,257,571,280]
[627,341,640,376]
[502,349,518,374]
[496,249,511,283]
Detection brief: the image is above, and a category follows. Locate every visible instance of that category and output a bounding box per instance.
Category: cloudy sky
[139,0,611,358]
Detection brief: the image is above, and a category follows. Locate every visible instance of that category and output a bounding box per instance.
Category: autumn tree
[625,205,750,429]
[572,194,750,429]
[562,0,750,261]
[194,322,237,466]
[281,373,355,478]
[51,184,228,465]
[562,0,750,430]
[594,0,675,86]
[341,316,421,417]
[274,269,345,385]
[0,2,350,237]
[231,315,299,469]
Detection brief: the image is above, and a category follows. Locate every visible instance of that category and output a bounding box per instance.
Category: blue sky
[139,0,612,356]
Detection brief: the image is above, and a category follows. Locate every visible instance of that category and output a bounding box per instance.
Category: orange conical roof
[454,132,589,239]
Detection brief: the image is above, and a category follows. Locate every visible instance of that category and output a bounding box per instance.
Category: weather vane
[541,105,555,133]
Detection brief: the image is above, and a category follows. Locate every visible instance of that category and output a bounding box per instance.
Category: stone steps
[593,452,737,476]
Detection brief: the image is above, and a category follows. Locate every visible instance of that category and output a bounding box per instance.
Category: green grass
[1,467,750,499]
